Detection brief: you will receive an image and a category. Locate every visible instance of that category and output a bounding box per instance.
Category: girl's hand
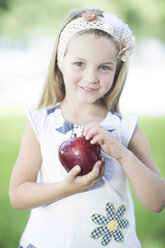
[64,157,105,194]
[83,122,126,161]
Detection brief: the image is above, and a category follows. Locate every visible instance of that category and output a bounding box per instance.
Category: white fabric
[20,104,141,248]
[57,12,135,69]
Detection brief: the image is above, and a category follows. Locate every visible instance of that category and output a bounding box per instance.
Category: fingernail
[75,165,80,171]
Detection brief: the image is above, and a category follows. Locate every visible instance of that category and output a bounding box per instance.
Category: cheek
[101,74,114,92]
[63,69,81,85]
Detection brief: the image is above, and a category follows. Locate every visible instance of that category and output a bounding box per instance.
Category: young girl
[9,8,165,248]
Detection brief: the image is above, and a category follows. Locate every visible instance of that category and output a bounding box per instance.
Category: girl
[9,8,165,248]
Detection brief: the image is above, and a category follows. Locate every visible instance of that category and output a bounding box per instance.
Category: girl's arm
[84,123,165,212]
[9,122,104,210]
[121,125,165,212]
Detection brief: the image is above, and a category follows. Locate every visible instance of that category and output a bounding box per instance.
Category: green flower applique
[91,202,129,246]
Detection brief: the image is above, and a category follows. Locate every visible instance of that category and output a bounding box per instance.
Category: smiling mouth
[80,86,99,92]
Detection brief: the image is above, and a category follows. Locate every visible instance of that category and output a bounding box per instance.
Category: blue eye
[99,65,111,71]
[75,62,84,67]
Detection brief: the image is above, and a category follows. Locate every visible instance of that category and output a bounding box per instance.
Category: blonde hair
[37,8,129,113]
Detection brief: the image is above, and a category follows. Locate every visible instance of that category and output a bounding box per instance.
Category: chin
[77,97,99,105]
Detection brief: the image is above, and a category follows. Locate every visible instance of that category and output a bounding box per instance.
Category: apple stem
[74,133,77,138]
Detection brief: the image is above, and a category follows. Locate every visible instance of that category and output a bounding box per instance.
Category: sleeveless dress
[19,103,141,248]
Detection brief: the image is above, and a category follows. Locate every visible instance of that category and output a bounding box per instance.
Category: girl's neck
[60,98,108,125]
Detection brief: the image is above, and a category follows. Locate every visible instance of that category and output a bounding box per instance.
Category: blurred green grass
[0,112,165,248]
[0,112,30,248]
[1,0,165,41]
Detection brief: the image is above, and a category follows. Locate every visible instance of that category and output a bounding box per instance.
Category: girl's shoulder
[25,103,61,122]
[103,109,139,129]
[25,103,62,141]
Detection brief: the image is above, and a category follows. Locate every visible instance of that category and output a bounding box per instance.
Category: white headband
[57,10,136,70]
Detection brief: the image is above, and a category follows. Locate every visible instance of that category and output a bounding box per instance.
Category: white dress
[19,103,141,248]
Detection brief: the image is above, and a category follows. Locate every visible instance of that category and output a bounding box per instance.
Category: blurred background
[0,0,165,247]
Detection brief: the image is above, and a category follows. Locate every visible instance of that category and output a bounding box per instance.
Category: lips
[79,86,99,92]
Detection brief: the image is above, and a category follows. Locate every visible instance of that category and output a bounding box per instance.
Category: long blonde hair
[37,8,128,113]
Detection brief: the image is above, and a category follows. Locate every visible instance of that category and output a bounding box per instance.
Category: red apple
[58,136,100,175]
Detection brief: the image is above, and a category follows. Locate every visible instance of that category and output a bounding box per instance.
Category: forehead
[65,32,118,61]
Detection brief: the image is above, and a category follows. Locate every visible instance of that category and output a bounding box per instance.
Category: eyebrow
[102,61,115,65]
[73,57,115,65]
[73,57,86,61]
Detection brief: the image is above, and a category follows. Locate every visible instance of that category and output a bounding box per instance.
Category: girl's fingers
[90,134,104,144]
[84,124,108,143]
[83,121,97,132]
[83,122,100,138]
[68,165,81,179]
[85,160,101,181]
[89,157,105,184]
[100,157,105,176]
[67,157,105,188]
[86,158,105,181]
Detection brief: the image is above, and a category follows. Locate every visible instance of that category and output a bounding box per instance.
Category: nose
[84,67,99,83]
